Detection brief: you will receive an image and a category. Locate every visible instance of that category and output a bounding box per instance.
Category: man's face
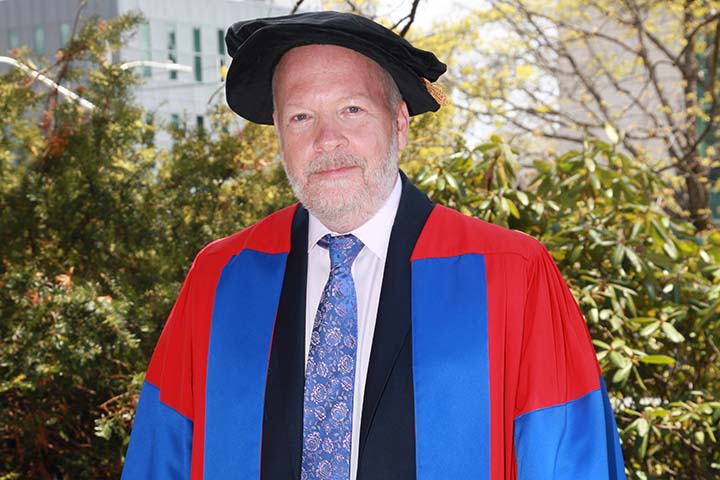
[272,44,409,232]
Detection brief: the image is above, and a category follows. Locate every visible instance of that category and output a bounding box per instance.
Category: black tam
[224,11,448,125]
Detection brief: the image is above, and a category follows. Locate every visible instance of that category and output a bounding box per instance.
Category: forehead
[276,44,384,72]
[273,44,388,98]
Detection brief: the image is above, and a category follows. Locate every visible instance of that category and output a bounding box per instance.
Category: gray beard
[283,135,399,233]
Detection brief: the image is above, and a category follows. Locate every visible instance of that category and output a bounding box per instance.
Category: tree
[2,2,717,479]
[0,11,294,478]
[455,0,720,231]
[0,10,167,478]
[414,136,720,478]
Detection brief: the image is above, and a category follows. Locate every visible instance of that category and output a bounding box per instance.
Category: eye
[291,113,310,122]
[345,106,362,114]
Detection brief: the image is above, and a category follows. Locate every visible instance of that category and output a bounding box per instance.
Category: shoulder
[191,204,298,270]
[412,204,546,261]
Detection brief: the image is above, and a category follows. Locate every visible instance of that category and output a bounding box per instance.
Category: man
[122,11,626,480]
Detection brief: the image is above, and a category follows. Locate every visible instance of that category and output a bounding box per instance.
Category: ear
[394,101,410,151]
[272,111,283,145]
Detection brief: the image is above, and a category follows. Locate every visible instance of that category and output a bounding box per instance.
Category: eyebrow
[283,93,378,111]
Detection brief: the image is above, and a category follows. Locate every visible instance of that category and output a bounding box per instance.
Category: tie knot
[319,234,364,270]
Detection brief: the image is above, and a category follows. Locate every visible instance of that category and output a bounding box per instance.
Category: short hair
[271,51,404,115]
[377,66,403,111]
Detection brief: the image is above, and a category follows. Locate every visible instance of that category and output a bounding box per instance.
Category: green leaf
[444,172,459,191]
[569,244,583,262]
[612,244,625,269]
[639,355,676,365]
[638,424,649,459]
[584,156,597,173]
[419,172,438,186]
[610,351,630,368]
[505,197,520,218]
[500,143,517,163]
[624,248,643,272]
[639,321,661,337]
[437,175,446,191]
[630,317,659,324]
[613,363,632,384]
[645,251,675,270]
[661,322,685,343]
[663,240,679,260]
[636,417,650,437]
[707,422,717,443]
[592,339,611,350]
[516,190,529,206]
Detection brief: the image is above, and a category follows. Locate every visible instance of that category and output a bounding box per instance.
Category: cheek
[351,132,390,160]
[283,129,315,152]
[280,140,311,176]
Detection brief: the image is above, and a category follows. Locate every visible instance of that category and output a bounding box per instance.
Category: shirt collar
[307,174,402,262]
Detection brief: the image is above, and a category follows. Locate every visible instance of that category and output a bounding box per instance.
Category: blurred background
[0,0,718,478]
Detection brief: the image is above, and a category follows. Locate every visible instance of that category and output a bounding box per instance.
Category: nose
[313,116,348,153]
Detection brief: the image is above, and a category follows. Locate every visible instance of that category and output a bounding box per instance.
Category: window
[217,28,225,55]
[60,23,71,48]
[167,26,177,80]
[170,113,180,127]
[217,28,227,80]
[196,115,204,131]
[139,22,152,78]
[143,113,155,144]
[34,27,45,55]
[8,31,20,50]
[193,27,202,82]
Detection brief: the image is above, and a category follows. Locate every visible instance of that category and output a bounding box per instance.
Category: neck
[320,218,367,234]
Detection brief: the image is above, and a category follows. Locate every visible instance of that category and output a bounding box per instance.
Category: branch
[504,116,588,144]
[513,4,642,60]
[344,0,361,13]
[398,0,421,38]
[632,14,684,160]
[290,0,304,15]
[619,2,720,66]
[581,35,661,132]
[614,0,680,66]
[520,7,623,134]
[679,15,720,167]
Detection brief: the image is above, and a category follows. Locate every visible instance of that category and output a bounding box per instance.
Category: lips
[313,165,360,177]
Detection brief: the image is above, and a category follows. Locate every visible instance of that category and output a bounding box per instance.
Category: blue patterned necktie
[301,234,364,480]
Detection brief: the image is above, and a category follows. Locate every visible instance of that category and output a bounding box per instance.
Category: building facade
[0,0,305,142]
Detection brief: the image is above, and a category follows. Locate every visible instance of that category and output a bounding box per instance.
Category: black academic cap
[224,10,448,125]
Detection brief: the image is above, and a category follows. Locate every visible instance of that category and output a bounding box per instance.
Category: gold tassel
[422,78,450,107]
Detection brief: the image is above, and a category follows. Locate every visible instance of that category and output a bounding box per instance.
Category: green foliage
[461,0,720,231]
[0,13,293,479]
[0,266,142,478]
[1,5,717,480]
[413,137,720,479]
[0,13,159,479]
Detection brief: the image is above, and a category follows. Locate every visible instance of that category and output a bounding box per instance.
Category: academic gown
[121,174,626,480]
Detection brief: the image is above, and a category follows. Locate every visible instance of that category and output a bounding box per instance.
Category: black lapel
[261,205,308,480]
[358,172,434,459]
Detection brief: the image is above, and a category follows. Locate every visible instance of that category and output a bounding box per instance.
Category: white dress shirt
[305,174,402,480]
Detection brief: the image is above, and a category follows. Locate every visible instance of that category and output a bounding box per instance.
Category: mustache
[304,152,367,176]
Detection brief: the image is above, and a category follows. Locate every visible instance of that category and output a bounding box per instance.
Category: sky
[379,0,477,27]
[249,0,478,28]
